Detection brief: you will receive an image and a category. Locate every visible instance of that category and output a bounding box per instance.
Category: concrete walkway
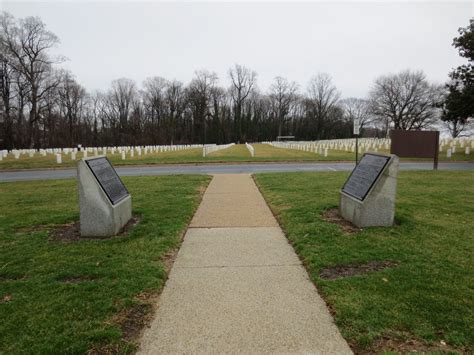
[138,174,352,354]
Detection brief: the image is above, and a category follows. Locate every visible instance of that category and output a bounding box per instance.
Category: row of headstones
[0,145,203,163]
[202,143,235,157]
[445,146,471,157]
[309,138,391,153]
[267,137,474,158]
[440,138,474,148]
[245,143,255,157]
[440,138,473,157]
[268,142,330,156]
[266,138,390,156]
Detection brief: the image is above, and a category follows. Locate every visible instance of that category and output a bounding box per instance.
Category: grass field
[1,143,472,170]
[1,171,473,353]
[0,175,210,354]
[254,171,474,353]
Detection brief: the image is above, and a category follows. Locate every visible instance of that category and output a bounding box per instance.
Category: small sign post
[353,119,360,165]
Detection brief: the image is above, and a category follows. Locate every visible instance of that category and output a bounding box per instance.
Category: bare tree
[369,70,441,135]
[269,76,298,138]
[187,70,218,143]
[12,69,29,147]
[106,78,138,145]
[165,80,186,144]
[305,73,341,139]
[340,97,372,133]
[89,91,103,146]
[56,71,87,146]
[142,76,168,143]
[0,12,63,147]
[228,64,257,142]
[0,52,14,148]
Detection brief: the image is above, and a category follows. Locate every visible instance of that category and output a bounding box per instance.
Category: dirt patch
[15,224,51,234]
[117,303,153,342]
[196,184,208,195]
[354,335,465,354]
[1,294,13,303]
[48,215,141,242]
[88,292,159,354]
[319,260,398,280]
[0,274,27,282]
[56,275,100,284]
[86,343,122,355]
[322,208,362,234]
[160,249,179,274]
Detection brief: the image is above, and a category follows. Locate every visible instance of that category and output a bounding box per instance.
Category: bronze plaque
[85,157,129,205]
[342,153,391,201]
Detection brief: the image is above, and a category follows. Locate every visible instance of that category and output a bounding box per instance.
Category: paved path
[1,161,472,182]
[138,174,352,354]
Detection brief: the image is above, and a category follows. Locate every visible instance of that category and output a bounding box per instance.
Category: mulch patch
[354,335,465,354]
[319,260,398,280]
[48,215,141,242]
[322,208,361,234]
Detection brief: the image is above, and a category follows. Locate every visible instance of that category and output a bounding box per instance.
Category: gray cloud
[2,1,472,97]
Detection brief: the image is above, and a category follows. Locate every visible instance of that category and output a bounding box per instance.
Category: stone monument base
[339,155,399,227]
[78,158,132,237]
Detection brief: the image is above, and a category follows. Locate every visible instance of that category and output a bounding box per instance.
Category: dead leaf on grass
[1,294,12,303]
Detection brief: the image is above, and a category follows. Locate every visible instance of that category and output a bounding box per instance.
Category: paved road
[0,162,472,182]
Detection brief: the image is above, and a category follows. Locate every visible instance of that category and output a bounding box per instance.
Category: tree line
[0,12,471,150]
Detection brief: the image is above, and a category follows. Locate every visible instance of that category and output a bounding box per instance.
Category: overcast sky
[2,1,472,98]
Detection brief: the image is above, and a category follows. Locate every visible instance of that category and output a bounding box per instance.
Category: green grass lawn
[206,143,252,159]
[0,175,210,354]
[1,144,472,170]
[0,144,344,170]
[254,171,474,353]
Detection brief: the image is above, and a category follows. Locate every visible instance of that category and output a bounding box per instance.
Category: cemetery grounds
[0,162,473,352]
[1,140,473,170]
